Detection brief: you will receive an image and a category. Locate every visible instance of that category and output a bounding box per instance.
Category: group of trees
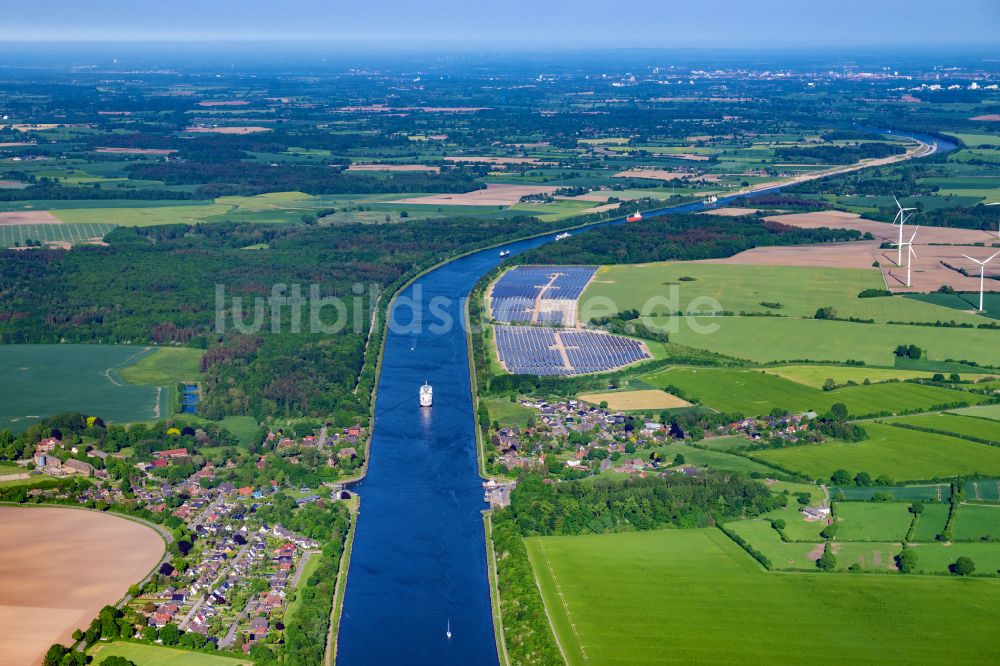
[1,214,577,421]
[516,214,864,266]
[497,472,784,537]
[775,142,905,165]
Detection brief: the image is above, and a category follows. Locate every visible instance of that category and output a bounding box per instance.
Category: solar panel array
[495,325,650,376]
[490,265,597,322]
[560,330,649,373]
[494,326,568,376]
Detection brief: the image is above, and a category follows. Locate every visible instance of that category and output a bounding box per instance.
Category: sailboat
[446,619,452,639]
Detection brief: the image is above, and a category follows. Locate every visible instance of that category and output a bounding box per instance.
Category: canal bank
[334,130,954,665]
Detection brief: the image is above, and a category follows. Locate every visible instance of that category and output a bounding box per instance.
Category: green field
[639,366,986,417]
[613,442,777,476]
[953,405,1000,421]
[667,316,1000,367]
[483,396,536,428]
[945,132,1000,148]
[0,345,166,431]
[120,347,203,385]
[761,504,824,541]
[889,413,1000,443]
[754,423,1000,482]
[584,263,987,324]
[89,641,252,666]
[953,504,1000,541]
[834,502,913,541]
[52,203,233,227]
[762,364,952,388]
[908,541,1000,574]
[911,503,951,542]
[525,528,1000,665]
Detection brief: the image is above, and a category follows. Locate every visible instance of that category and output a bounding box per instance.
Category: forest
[494,472,784,536]
[515,214,866,265]
[0,215,577,421]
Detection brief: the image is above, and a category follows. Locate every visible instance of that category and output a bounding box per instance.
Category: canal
[335,130,953,665]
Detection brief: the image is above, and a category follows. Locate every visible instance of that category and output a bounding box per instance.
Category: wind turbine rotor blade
[985,251,1000,264]
[909,245,917,259]
[908,226,919,243]
[961,254,984,265]
[893,195,902,210]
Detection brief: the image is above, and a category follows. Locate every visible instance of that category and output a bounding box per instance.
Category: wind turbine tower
[961,251,1000,312]
[899,226,918,287]
[892,196,916,267]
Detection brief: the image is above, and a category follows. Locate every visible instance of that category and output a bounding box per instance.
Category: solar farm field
[582,263,987,324]
[753,422,1000,482]
[0,222,115,247]
[525,528,1000,665]
[638,366,987,417]
[667,316,1000,367]
[833,502,913,542]
[489,265,597,324]
[493,325,650,375]
[0,345,165,431]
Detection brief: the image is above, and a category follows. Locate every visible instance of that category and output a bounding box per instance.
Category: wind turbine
[898,226,918,287]
[892,196,917,267]
[961,251,1000,312]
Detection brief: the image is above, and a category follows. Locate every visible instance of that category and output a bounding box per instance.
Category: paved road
[179,538,252,630]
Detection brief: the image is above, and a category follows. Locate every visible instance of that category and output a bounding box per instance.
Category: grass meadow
[667,316,1000,367]
[761,364,958,387]
[639,366,987,417]
[911,503,951,542]
[754,422,1000,481]
[889,413,1000,443]
[834,502,913,542]
[120,347,203,386]
[583,263,987,324]
[0,345,164,431]
[88,641,252,666]
[953,504,1000,542]
[525,528,1000,665]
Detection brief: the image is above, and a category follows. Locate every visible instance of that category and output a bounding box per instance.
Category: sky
[0,0,997,49]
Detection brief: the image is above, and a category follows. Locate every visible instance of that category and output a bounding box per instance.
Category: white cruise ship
[419,382,433,407]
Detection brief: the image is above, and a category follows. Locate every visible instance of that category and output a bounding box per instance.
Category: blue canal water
[335,130,953,665]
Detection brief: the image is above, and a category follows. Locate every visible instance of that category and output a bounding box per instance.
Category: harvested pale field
[197,100,250,107]
[393,183,559,207]
[613,169,687,181]
[346,163,440,172]
[444,155,553,165]
[700,207,764,217]
[578,389,691,410]
[971,115,1000,122]
[674,153,711,161]
[0,142,35,147]
[581,203,622,215]
[764,211,998,291]
[697,240,883,270]
[556,191,641,203]
[765,211,996,245]
[8,124,66,131]
[0,507,164,666]
[0,211,63,226]
[94,147,177,155]
[183,126,272,134]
